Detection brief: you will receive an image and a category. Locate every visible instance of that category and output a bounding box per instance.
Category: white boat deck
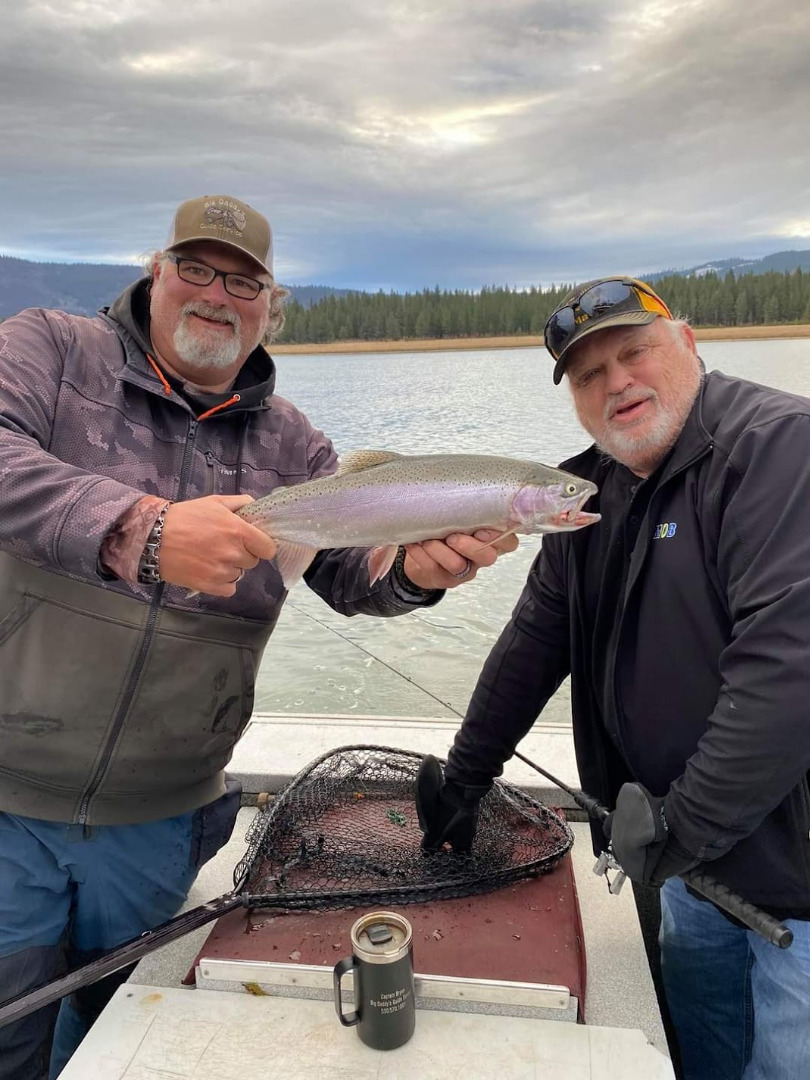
[61,985,673,1079]
[62,713,673,1078]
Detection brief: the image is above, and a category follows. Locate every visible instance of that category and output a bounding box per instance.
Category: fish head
[513,472,600,534]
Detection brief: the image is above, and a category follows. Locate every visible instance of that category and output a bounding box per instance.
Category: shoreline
[272,323,810,355]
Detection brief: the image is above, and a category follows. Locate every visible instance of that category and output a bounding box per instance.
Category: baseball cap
[544,277,673,384]
[166,195,273,277]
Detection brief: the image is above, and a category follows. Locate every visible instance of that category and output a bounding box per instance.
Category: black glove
[415,755,490,854]
[603,782,700,887]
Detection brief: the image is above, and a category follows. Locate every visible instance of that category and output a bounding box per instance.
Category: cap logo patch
[202,200,247,236]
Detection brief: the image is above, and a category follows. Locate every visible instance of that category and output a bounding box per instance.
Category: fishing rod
[0,893,247,1030]
[512,748,794,950]
[285,599,467,717]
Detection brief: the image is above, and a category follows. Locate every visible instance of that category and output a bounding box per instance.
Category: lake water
[255,337,810,722]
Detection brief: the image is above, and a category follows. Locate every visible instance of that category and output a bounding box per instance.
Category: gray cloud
[1,0,808,289]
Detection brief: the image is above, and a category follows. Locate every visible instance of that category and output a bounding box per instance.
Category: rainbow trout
[238,449,600,588]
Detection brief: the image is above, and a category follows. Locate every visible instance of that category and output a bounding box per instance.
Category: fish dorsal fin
[335,450,404,476]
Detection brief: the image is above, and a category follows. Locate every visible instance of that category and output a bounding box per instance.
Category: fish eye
[565,483,578,495]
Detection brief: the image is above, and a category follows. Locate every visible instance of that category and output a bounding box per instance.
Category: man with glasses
[418,277,810,1079]
[0,195,515,1079]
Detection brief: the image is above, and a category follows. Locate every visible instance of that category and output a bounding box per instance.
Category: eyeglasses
[166,253,269,301]
[544,279,673,361]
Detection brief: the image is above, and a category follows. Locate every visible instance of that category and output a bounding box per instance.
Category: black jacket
[447,370,810,910]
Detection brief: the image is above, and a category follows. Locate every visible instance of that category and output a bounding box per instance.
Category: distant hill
[646,249,810,281]
[0,257,142,318]
[0,256,349,319]
[287,285,352,307]
[3,248,810,322]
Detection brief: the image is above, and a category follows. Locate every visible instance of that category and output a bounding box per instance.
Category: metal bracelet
[137,502,172,585]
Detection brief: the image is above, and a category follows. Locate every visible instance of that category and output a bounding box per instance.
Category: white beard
[172,302,242,371]
[590,377,700,476]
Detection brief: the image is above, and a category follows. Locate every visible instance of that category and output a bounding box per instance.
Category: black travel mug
[333,911,415,1050]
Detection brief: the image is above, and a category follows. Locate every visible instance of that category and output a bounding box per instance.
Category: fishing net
[234,744,574,910]
[0,744,574,1029]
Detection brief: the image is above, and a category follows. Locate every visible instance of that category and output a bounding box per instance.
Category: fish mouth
[551,487,601,530]
[553,508,602,531]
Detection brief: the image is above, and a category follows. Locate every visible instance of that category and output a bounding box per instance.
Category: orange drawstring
[196,395,241,422]
[146,354,240,420]
[146,354,173,396]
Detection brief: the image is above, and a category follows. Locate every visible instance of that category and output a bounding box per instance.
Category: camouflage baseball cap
[166,195,273,277]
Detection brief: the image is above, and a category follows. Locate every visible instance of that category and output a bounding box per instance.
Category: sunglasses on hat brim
[544,279,673,366]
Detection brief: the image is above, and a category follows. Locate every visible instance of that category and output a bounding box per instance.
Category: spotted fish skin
[237,449,600,588]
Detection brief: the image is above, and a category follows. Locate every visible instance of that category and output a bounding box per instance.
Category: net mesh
[234,745,573,910]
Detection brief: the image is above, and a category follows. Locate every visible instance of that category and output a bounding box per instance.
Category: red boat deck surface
[190,850,587,1020]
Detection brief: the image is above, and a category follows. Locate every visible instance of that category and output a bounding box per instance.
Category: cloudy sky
[1,0,808,290]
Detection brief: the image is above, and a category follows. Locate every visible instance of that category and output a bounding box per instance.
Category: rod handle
[0,893,243,1029]
[681,869,793,949]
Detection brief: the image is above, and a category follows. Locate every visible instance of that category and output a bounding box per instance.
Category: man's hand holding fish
[401,528,519,590]
[157,495,279,597]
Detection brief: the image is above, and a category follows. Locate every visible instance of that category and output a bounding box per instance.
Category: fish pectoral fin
[335,449,404,476]
[273,540,319,590]
[366,544,399,585]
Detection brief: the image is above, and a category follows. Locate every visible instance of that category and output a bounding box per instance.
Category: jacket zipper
[77,416,200,825]
[204,451,216,495]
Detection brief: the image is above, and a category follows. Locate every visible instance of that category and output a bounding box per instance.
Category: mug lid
[351,911,412,962]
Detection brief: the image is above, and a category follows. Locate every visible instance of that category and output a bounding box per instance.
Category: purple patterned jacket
[0,280,431,824]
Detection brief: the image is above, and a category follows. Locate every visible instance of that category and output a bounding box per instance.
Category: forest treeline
[277,269,810,345]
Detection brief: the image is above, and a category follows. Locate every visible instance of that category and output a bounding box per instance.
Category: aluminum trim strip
[196,958,570,1010]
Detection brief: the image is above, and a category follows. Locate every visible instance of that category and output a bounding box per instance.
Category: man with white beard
[0,195,516,1079]
[418,278,810,1080]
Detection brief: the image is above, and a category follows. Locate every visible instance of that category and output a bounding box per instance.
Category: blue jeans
[0,781,240,1080]
[660,877,810,1080]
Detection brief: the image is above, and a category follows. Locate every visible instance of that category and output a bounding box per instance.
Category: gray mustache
[605,390,656,421]
[181,302,240,330]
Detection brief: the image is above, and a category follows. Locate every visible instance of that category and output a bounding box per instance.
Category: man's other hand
[604,782,700,887]
[402,529,520,591]
[415,754,490,854]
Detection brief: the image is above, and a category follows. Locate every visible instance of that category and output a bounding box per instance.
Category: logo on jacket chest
[652,522,678,540]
